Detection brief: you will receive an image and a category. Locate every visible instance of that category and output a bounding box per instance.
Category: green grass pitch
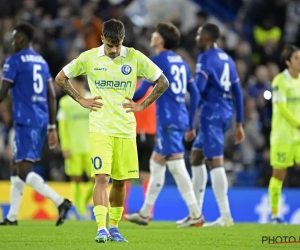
[1,221,300,250]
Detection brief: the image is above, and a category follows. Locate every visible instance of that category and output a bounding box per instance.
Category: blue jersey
[196,48,239,116]
[152,51,194,127]
[2,49,51,127]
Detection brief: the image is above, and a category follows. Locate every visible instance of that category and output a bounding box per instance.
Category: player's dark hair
[14,22,35,42]
[156,22,180,50]
[201,23,220,42]
[281,45,300,66]
[102,19,125,44]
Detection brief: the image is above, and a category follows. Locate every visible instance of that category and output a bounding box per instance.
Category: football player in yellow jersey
[55,19,169,243]
[269,45,300,224]
[57,76,94,217]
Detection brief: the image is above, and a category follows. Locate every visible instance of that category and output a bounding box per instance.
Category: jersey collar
[98,45,127,58]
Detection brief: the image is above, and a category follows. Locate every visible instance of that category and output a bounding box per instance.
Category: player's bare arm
[123,74,169,112]
[0,80,12,103]
[55,70,103,111]
[235,122,245,144]
[47,79,58,149]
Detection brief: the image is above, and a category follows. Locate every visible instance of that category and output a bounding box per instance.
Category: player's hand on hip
[185,129,196,141]
[62,150,71,159]
[122,97,143,113]
[48,129,58,149]
[78,96,103,111]
[234,123,245,144]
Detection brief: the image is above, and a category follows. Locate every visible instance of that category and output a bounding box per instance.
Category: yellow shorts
[89,132,139,180]
[65,153,91,176]
[270,144,300,168]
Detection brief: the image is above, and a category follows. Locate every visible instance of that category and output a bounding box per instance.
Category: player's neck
[288,68,299,79]
[204,43,215,52]
[155,47,168,55]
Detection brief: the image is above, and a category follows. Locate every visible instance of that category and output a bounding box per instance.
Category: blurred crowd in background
[0,0,300,187]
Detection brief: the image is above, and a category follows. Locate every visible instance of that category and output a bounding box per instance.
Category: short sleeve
[196,54,210,80]
[2,57,18,83]
[63,53,87,78]
[272,75,286,103]
[136,51,162,82]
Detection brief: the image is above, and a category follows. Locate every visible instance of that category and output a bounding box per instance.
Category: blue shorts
[154,125,186,157]
[192,113,232,158]
[14,124,47,163]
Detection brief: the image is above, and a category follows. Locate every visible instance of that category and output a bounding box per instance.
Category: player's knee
[190,150,204,165]
[70,176,83,183]
[272,168,286,181]
[17,162,32,181]
[112,179,126,189]
[94,174,110,190]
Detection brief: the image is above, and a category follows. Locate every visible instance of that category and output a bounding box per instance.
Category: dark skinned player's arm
[0,80,12,103]
[55,70,83,102]
[140,73,169,109]
[47,79,57,126]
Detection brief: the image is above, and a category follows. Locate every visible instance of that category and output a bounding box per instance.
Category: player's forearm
[47,80,57,125]
[140,74,169,109]
[277,102,300,128]
[187,82,199,129]
[0,80,11,103]
[55,72,82,102]
[232,82,244,123]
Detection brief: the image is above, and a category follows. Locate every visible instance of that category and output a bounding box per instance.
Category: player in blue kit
[125,22,204,227]
[0,23,72,226]
[177,23,245,227]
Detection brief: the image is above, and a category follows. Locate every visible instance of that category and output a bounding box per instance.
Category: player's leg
[176,147,207,226]
[124,129,167,225]
[162,127,203,227]
[202,116,233,227]
[268,144,293,224]
[1,125,72,226]
[139,134,156,214]
[0,166,24,225]
[90,132,113,243]
[82,154,94,207]
[65,155,86,216]
[108,136,139,242]
[190,131,207,212]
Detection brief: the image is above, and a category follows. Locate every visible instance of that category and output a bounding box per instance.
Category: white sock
[7,176,25,221]
[168,159,200,219]
[140,160,166,218]
[191,164,207,213]
[25,172,64,207]
[210,167,232,221]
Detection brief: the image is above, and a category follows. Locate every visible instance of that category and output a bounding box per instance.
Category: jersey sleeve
[196,54,210,81]
[272,75,287,103]
[229,60,240,84]
[136,51,162,82]
[2,57,18,83]
[272,74,300,127]
[186,64,195,84]
[195,55,209,93]
[63,53,87,78]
